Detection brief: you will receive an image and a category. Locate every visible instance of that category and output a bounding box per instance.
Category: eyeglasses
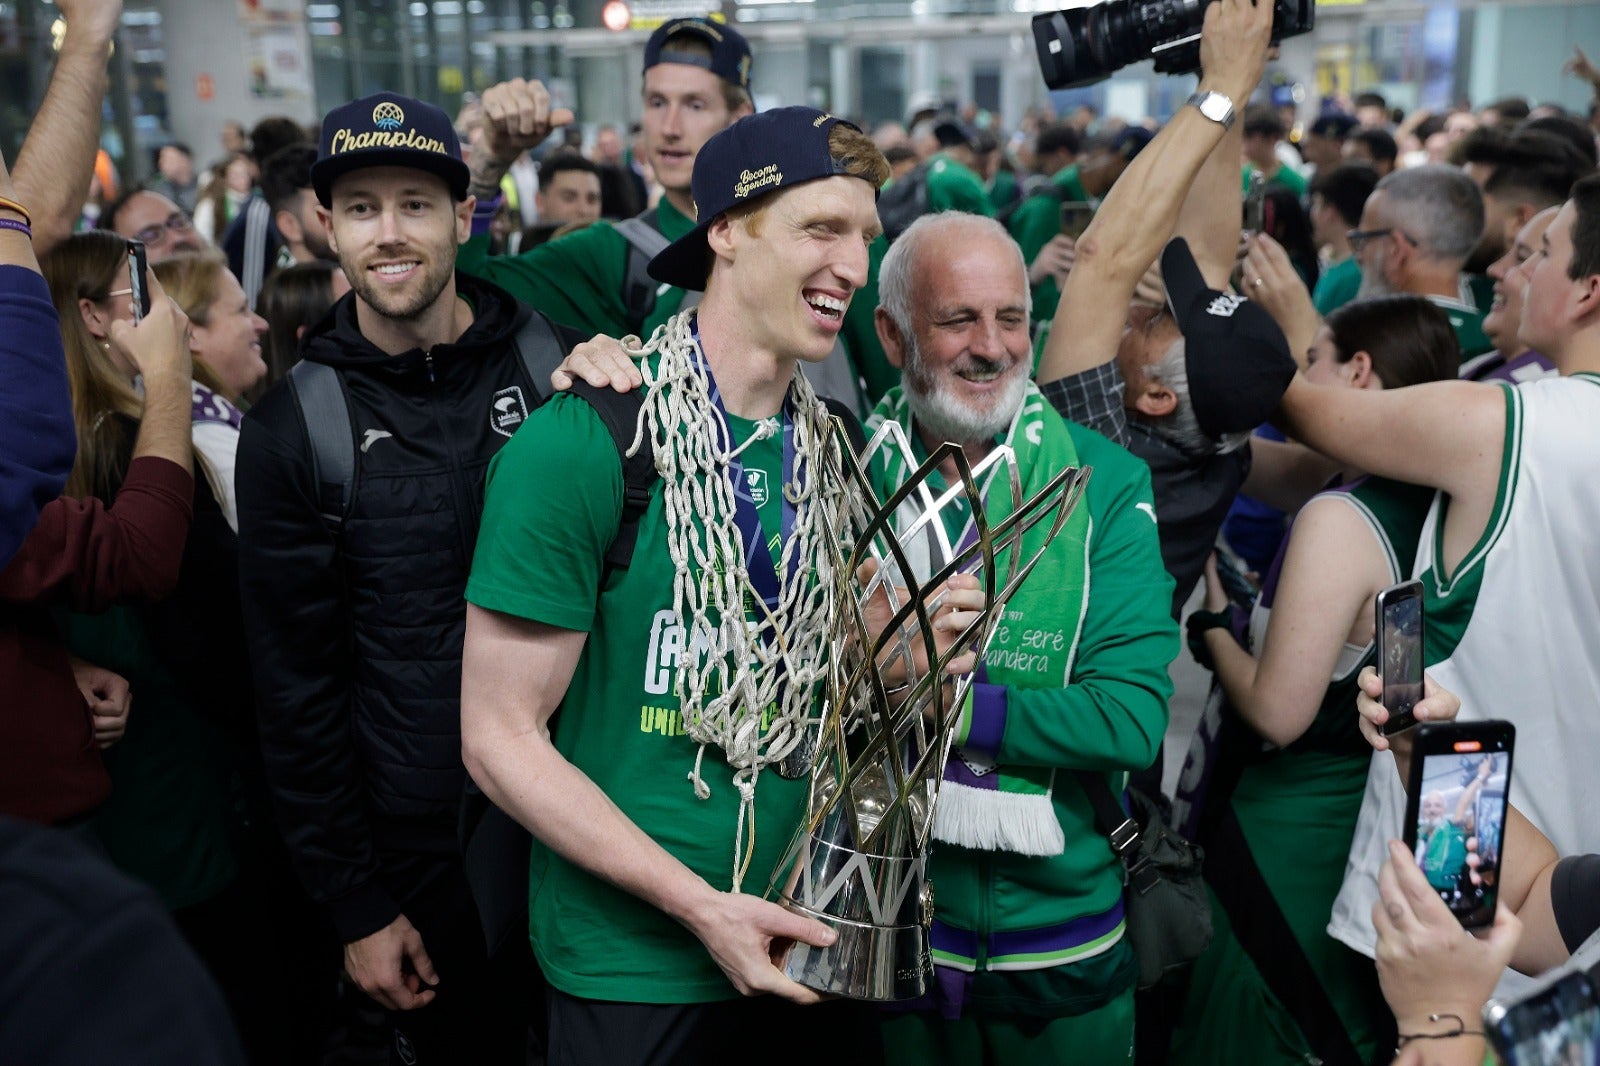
[1347,227,1418,254]
[131,211,194,246]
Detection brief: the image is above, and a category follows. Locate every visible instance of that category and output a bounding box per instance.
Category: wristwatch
[1186,91,1236,130]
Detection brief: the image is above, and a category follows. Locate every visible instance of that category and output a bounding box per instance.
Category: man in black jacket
[235,91,580,1064]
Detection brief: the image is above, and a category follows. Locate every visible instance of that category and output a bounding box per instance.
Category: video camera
[1032,0,1315,90]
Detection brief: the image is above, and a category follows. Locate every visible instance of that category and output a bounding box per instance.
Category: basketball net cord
[623,312,844,892]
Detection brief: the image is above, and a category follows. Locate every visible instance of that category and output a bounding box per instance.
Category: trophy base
[778,898,931,1002]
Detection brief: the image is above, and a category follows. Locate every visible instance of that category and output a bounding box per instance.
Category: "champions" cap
[311,91,471,208]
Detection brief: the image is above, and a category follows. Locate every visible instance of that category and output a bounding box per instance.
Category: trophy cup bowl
[770,419,1090,1001]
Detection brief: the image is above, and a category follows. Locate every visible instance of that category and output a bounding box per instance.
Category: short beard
[344,254,453,322]
[901,340,1028,446]
[1356,244,1395,299]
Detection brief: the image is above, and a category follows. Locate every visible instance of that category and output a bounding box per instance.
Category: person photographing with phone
[1356,670,1600,1066]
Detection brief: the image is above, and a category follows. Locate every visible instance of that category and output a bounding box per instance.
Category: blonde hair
[41,232,146,500]
[152,250,232,398]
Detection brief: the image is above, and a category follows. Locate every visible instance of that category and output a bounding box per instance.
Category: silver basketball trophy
[769,419,1090,1001]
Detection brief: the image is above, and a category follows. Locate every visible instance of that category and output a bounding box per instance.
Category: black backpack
[875,160,931,244]
[287,312,567,528]
[292,340,866,955]
[614,209,673,340]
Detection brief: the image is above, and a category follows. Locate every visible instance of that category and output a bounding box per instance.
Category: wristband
[0,196,31,227]
[1185,607,1232,672]
[0,218,31,238]
[1396,1013,1485,1050]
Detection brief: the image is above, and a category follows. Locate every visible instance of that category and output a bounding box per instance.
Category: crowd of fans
[4,0,1600,1063]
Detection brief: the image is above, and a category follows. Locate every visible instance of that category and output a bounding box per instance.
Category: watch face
[1200,95,1230,122]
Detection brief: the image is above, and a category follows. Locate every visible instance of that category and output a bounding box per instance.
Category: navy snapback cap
[1309,113,1359,140]
[643,18,752,90]
[1161,237,1296,440]
[311,91,470,208]
[648,107,871,292]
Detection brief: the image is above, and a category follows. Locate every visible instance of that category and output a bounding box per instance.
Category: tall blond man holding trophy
[460,107,993,1065]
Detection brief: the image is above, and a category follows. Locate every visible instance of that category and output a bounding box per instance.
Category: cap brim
[647,220,715,292]
[311,152,471,207]
[1160,236,1210,321]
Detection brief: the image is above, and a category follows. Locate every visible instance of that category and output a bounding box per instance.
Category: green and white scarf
[866,382,1091,856]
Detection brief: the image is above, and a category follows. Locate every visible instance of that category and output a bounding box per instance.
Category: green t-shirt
[466,389,810,1004]
[1429,292,1495,361]
[988,168,1019,214]
[925,153,996,218]
[1009,164,1090,325]
[455,198,900,406]
[1242,161,1309,199]
[1313,256,1363,316]
[1466,273,1496,316]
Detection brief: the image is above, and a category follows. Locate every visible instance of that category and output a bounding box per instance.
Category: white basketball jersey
[1330,374,1600,969]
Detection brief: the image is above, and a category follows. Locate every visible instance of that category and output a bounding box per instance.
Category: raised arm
[1172,99,1244,289]
[0,150,76,563]
[11,0,122,255]
[1275,376,1504,502]
[1037,0,1271,385]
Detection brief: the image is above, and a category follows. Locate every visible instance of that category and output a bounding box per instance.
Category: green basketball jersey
[467,389,808,1004]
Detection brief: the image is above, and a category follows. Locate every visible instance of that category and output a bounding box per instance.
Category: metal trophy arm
[769,415,1092,1001]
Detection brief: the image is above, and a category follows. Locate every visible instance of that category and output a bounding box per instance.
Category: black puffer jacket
[237,274,581,942]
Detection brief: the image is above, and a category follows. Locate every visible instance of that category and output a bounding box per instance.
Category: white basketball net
[624,312,846,891]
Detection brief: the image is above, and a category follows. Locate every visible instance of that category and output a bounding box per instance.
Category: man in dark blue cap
[459,106,957,1065]
[235,89,588,1064]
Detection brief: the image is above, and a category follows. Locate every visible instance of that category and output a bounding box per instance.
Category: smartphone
[1376,579,1425,735]
[1243,170,1266,236]
[1059,200,1094,240]
[1402,720,1515,929]
[126,239,151,324]
[1485,965,1600,1065]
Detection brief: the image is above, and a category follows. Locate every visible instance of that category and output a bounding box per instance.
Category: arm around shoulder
[1276,375,1506,500]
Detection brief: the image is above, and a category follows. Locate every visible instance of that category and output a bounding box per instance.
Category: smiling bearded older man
[868,210,1177,1066]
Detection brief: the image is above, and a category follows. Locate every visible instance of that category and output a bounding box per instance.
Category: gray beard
[901,345,1028,446]
[1357,247,1395,300]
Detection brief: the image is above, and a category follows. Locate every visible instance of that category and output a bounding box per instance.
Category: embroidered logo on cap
[734,164,782,199]
[373,101,406,130]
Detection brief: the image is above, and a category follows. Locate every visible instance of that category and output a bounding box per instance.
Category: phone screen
[126,240,151,323]
[1059,200,1093,240]
[1243,172,1266,235]
[1406,728,1512,928]
[1489,971,1600,1066]
[1378,581,1424,735]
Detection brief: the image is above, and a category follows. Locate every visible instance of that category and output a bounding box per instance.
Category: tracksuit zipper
[422,350,477,568]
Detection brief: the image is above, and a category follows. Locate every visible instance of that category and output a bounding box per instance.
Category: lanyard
[688,327,799,619]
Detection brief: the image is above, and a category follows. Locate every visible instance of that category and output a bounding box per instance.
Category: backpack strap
[509,310,567,404]
[822,396,867,455]
[565,380,656,573]
[287,359,355,531]
[614,211,672,339]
